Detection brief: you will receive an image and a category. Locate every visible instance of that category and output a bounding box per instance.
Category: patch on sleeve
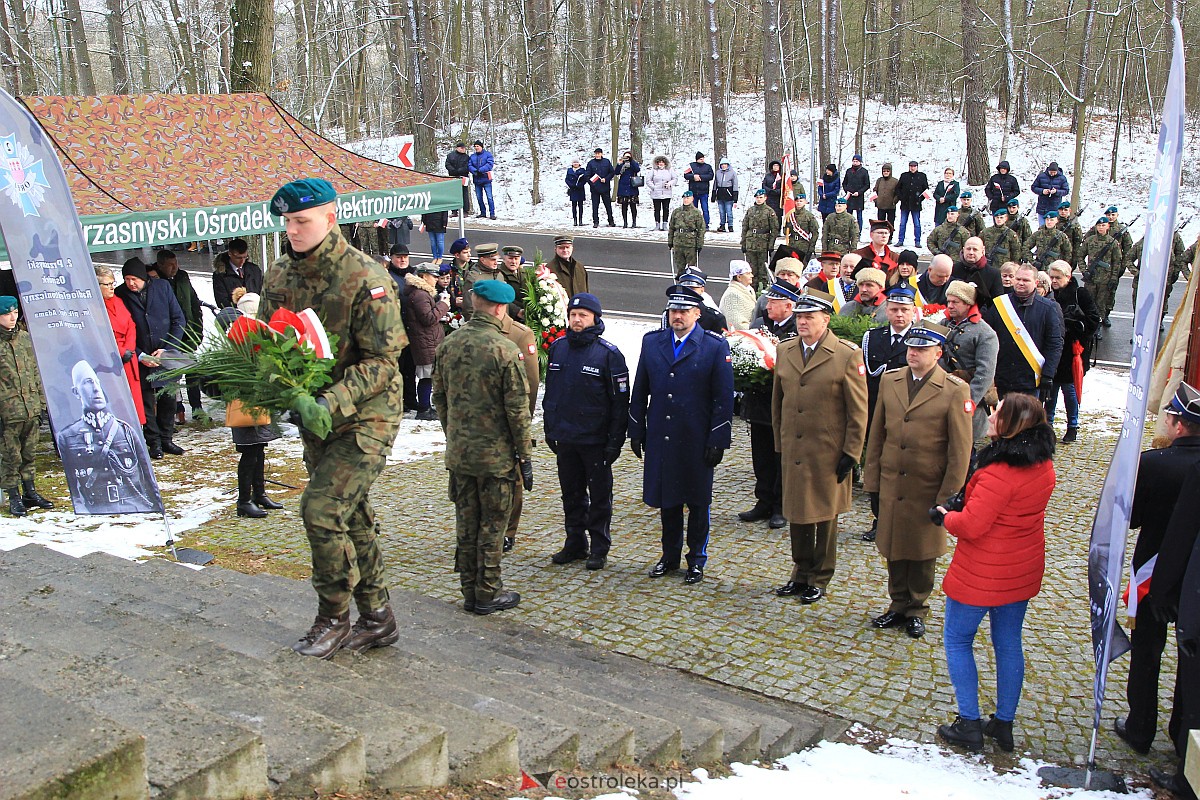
[857,363,867,376]
[614,374,629,394]
[369,286,388,300]
[517,351,525,360]
[964,399,976,414]
[527,343,536,355]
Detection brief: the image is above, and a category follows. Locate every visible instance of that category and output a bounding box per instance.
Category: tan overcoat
[863,365,974,561]
[772,329,869,524]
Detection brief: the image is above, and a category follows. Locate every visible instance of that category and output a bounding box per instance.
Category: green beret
[0,295,18,314]
[270,178,337,216]
[471,279,516,304]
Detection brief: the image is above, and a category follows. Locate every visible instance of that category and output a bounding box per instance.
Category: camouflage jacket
[957,207,985,237]
[1084,222,1135,271]
[1023,227,1073,269]
[260,226,408,455]
[1060,217,1085,267]
[927,221,969,259]
[432,313,533,478]
[1006,215,1033,247]
[0,324,43,422]
[786,208,821,257]
[1081,232,1123,277]
[740,202,780,252]
[821,211,860,255]
[981,224,1023,266]
[668,205,706,251]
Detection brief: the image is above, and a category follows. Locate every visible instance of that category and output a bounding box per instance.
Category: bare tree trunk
[403,0,437,170]
[763,0,783,159]
[885,0,899,104]
[999,0,1017,157]
[229,0,274,92]
[1069,0,1096,134]
[817,0,830,166]
[62,0,96,93]
[855,0,869,153]
[0,0,22,93]
[960,0,989,184]
[1109,7,1131,182]
[214,0,231,91]
[629,0,649,161]
[705,0,728,158]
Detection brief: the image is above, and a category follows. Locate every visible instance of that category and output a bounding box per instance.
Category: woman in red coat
[933,392,1056,753]
[96,266,145,424]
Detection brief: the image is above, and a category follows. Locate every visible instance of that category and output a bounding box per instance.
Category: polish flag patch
[527,343,536,355]
[964,399,976,414]
[369,286,388,300]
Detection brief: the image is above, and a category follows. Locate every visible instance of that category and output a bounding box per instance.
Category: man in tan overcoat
[772,289,869,604]
[499,305,540,553]
[863,323,974,639]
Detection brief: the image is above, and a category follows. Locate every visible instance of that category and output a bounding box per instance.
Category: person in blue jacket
[629,284,734,586]
[685,152,715,228]
[615,151,642,228]
[584,148,617,228]
[468,140,496,219]
[565,157,587,226]
[1030,162,1070,227]
[816,164,841,219]
[543,293,630,571]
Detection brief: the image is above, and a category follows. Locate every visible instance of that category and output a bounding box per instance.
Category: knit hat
[897,250,919,268]
[449,238,470,254]
[945,280,977,305]
[568,293,603,317]
[122,257,149,281]
[473,140,484,147]
[236,292,261,319]
[695,151,705,160]
[856,267,887,287]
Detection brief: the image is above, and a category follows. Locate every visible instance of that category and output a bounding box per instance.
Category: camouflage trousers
[672,247,699,278]
[299,432,390,617]
[449,471,515,605]
[0,416,38,488]
[506,480,523,540]
[745,249,770,290]
[1089,266,1121,320]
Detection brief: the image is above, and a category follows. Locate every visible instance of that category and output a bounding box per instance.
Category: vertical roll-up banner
[1087,17,1186,729]
[0,89,163,515]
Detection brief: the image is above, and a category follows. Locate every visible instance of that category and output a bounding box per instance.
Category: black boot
[982,715,1014,752]
[1061,427,1078,444]
[8,488,27,517]
[21,479,54,510]
[937,716,983,752]
[343,604,399,652]
[252,449,283,510]
[236,452,267,518]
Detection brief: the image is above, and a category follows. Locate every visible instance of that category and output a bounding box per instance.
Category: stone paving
[185,409,1178,775]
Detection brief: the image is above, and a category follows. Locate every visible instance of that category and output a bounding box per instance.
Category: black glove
[1149,600,1178,625]
[836,453,856,483]
[1038,385,1053,404]
[519,459,534,491]
[546,439,559,454]
[703,447,724,468]
[631,438,644,459]
[943,490,966,513]
[121,349,135,364]
[697,247,703,253]
[928,506,946,526]
[604,446,622,465]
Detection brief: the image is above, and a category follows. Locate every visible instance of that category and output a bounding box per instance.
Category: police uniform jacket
[772,329,869,524]
[629,326,734,509]
[543,320,630,449]
[863,365,974,561]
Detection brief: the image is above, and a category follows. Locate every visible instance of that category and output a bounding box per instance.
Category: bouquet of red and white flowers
[523,263,568,377]
[726,327,780,393]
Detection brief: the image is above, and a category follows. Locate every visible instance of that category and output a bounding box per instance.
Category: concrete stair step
[0,636,268,800]
[0,677,148,800]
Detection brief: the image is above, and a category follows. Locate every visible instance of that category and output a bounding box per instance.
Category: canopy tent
[5,92,460,255]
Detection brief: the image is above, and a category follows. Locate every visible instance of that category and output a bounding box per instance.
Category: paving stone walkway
[187,410,1176,774]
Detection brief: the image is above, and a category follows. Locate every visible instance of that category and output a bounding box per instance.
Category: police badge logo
[0,133,51,218]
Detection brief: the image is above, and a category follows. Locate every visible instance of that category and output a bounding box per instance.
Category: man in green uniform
[498,302,539,554]
[499,244,531,320]
[1081,215,1124,339]
[821,196,860,256]
[741,188,780,290]
[1005,198,1033,248]
[981,208,1023,266]
[1023,210,1073,270]
[1058,201,1085,268]
[1092,205,1135,332]
[1128,232,1188,327]
[433,279,533,615]
[785,191,821,267]
[956,191,984,237]
[927,206,969,260]
[668,192,706,277]
[0,295,53,517]
[260,178,409,659]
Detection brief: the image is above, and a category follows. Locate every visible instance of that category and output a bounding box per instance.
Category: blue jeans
[1045,380,1079,427]
[428,232,445,261]
[944,597,1028,722]
[854,209,864,229]
[474,182,495,216]
[899,209,922,245]
[1037,212,1047,228]
[718,200,735,228]
[695,194,711,226]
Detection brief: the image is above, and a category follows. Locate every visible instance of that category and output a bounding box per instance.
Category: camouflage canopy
[14,93,461,253]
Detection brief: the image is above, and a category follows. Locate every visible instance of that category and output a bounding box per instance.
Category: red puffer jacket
[942,427,1056,607]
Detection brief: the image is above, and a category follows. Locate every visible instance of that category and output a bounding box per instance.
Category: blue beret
[1059,200,1071,208]
[754,188,766,196]
[1006,197,1020,207]
[993,208,1009,218]
[959,190,972,198]
[836,196,848,204]
[568,293,602,317]
[947,205,959,213]
[1097,216,1111,225]
[0,295,18,314]
[903,323,949,347]
[270,178,337,216]
[471,279,516,304]
[1046,210,1059,219]
[449,238,470,254]
[682,191,694,198]
[438,263,453,275]
[1106,205,1119,214]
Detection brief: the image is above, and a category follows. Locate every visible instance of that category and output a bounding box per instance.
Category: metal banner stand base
[161,511,214,566]
[1037,765,1127,793]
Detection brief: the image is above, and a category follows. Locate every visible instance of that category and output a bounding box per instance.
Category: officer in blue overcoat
[629,284,735,585]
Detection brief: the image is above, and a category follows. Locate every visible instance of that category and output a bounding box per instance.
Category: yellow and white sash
[994,294,1045,385]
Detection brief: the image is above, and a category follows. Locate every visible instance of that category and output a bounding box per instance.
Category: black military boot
[8,488,27,517]
[937,716,984,752]
[473,590,521,615]
[292,612,351,659]
[21,480,54,510]
[343,604,399,653]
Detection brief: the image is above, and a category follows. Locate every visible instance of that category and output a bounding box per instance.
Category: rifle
[1175,211,1197,231]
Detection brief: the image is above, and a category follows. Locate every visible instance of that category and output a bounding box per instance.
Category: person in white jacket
[647,156,678,231]
[719,260,757,331]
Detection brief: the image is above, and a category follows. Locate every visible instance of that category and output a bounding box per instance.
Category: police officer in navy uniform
[543,293,630,571]
[667,268,728,333]
[860,284,917,541]
[630,284,735,585]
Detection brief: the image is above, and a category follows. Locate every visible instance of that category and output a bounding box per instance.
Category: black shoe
[737,504,770,522]
[800,585,825,604]
[292,612,351,659]
[1112,716,1151,754]
[586,554,607,570]
[148,445,164,459]
[161,440,185,456]
[983,715,1014,752]
[905,617,926,639]
[343,604,399,652]
[254,493,284,510]
[7,488,27,517]
[1095,328,1105,342]
[593,223,599,228]
[21,481,54,510]
[477,213,487,219]
[1148,766,1197,799]
[551,548,588,565]
[872,610,906,629]
[649,560,679,578]
[473,590,520,615]
[861,520,878,542]
[1103,317,1112,328]
[503,536,514,553]
[489,215,497,220]
[462,598,475,612]
[237,500,267,518]
[937,716,983,752]
[775,580,806,597]
[768,513,787,529]
[415,408,439,421]
[608,221,616,227]
[683,566,704,584]
[1062,427,1078,444]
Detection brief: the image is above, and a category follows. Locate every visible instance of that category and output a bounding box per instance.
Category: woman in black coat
[985,161,1021,213]
[1046,262,1100,441]
[762,160,784,219]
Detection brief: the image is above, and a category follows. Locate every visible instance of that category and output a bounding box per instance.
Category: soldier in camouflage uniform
[926,206,969,260]
[821,196,860,255]
[1130,230,1193,324]
[498,304,539,553]
[1088,206,1135,330]
[956,191,985,237]
[785,191,821,268]
[981,208,1023,266]
[1004,198,1033,248]
[740,189,780,290]
[1080,215,1124,337]
[668,192,707,277]
[1023,210,1073,269]
[260,178,409,659]
[0,296,54,517]
[1057,201,1085,268]
[433,279,533,615]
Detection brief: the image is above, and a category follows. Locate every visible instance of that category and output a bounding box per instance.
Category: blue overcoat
[628,327,734,508]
